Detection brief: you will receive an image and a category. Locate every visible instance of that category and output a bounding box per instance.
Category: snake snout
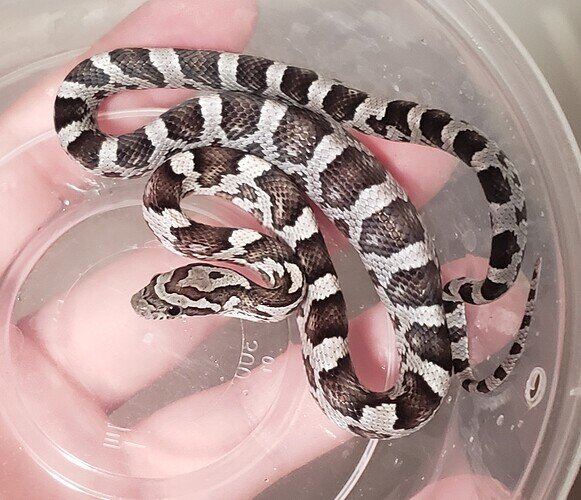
[131,293,155,319]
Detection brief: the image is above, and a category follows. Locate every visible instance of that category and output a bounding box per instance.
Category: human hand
[0,1,529,498]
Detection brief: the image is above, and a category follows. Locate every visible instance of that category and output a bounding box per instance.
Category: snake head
[130,264,242,320]
[131,274,186,320]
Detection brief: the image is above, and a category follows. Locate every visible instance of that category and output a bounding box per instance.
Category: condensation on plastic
[0,0,579,499]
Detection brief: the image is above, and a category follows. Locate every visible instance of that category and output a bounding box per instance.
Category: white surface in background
[488,2,581,497]
[0,0,142,71]
[488,0,581,141]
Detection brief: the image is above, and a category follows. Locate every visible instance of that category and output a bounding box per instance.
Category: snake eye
[167,305,182,317]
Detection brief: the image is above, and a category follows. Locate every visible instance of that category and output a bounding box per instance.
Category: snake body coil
[54,48,540,439]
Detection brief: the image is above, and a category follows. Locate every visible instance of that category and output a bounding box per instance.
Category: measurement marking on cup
[235,340,258,379]
[261,355,275,373]
[235,339,277,379]
[103,423,145,450]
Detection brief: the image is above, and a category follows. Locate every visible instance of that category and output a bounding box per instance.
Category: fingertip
[352,131,458,208]
[349,303,399,392]
[440,255,529,364]
[411,474,511,499]
[19,247,227,410]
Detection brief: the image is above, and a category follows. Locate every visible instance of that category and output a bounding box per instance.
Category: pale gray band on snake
[53,48,541,439]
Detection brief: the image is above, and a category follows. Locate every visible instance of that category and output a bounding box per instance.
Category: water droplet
[420,38,428,45]
[459,81,475,101]
[446,395,453,404]
[60,198,71,211]
[517,419,524,428]
[392,84,400,92]
[143,332,154,344]
[540,210,545,217]
[394,457,401,466]
[219,376,225,382]
[469,435,474,443]
[242,389,249,396]
[496,414,505,426]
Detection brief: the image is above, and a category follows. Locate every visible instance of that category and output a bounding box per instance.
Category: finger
[441,255,529,363]
[19,246,231,411]
[352,130,459,208]
[122,308,396,498]
[0,0,258,153]
[349,303,399,391]
[0,141,91,273]
[341,255,530,396]
[0,0,258,277]
[411,474,512,499]
[313,133,459,249]
[5,292,390,499]
[0,326,119,499]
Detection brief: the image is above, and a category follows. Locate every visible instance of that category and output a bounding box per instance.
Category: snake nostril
[130,294,151,317]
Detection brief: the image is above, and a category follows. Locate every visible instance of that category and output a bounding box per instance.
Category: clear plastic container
[0,1,580,498]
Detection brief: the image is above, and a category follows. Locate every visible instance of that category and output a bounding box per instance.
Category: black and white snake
[53,48,540,439]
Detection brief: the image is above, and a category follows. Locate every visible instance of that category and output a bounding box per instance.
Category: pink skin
[411,474,512,500]
[0,0,530,497]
